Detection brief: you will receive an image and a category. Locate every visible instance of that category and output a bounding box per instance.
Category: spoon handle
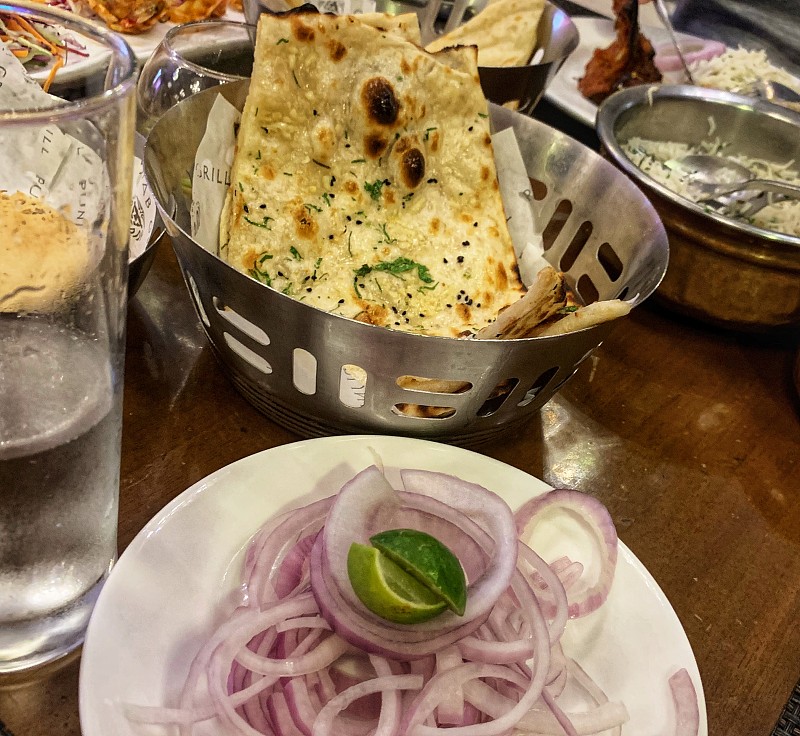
[702,178,800,202]
[652,0,695,85]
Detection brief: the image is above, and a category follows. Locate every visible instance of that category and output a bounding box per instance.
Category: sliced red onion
[464,679,629,736]
[246,497,332,606]
[125,468,684,736]
[311,674,423,736]
[515,489,618,619]
[311,536,489,657]
[235,632,348,676]
[669,668,700,736]
[320,466,516,637]
[434,646,465,724]
[266,692,308,736]
[654,39,726,72]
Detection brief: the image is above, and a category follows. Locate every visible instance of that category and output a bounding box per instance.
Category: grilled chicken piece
[82,0,167,33]
[578,0,662,104]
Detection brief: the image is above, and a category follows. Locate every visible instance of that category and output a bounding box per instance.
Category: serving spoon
[668,154,800,216]
[734,79,800,109]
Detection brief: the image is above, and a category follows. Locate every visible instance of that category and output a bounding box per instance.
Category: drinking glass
[0,0,136,673]
[136,20,255,134]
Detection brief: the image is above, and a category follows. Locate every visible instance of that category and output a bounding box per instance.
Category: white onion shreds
[515,489,618,619]
[669,668,700,736]
[311,675,424,736]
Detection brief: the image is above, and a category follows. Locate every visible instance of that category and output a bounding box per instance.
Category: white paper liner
[0,41,155,263]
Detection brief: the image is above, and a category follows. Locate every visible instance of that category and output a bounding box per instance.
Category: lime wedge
[347,543,448,624]
[370,529,467,616]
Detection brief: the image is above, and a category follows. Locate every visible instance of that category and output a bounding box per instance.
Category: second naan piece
[221,10,525,337]
[425,0,546,68]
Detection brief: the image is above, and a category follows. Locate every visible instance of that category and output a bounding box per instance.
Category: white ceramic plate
[79,435,707,736]
[30,9,246,85]
[544,17,705,127]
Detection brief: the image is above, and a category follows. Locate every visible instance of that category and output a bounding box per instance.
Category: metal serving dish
[144,81,668,445]
[597,84,800,332]
[242,0,579,115]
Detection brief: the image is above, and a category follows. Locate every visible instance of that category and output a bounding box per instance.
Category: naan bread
[425,0,546,68]
[531,299,632,336]
[221,10,525,337]
[475,266,566,339]
[0,192,90,312]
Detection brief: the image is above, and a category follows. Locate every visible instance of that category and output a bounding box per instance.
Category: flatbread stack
[220,10,630,339]
[425,0,546,68]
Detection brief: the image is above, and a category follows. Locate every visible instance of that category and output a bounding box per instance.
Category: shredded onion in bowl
[124,466,699,736]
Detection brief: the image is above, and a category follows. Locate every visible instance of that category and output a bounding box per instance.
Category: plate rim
[78,434,708,735]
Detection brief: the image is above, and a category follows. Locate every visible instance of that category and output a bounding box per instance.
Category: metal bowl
[241,0,579,115]
[596,84,800,332]
[144,81,667,445]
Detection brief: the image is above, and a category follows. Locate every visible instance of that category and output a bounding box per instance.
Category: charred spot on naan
[293,204,319,239]
[400,148,425,189]
[361,77,400,126]
[354,302,390,326]
[290,16,315,42]
[364,133,389,159]
[328,39,347,61]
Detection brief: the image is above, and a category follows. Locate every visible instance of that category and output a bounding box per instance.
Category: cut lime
[370,529,467,616]
[347,543,448,624]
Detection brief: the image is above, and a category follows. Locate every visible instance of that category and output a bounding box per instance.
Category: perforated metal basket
[144,81,668,446]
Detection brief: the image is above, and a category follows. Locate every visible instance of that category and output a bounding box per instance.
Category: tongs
[667,154,800,218]
[652,0,695,84]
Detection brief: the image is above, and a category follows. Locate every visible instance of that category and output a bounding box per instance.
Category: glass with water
[0,0,136,673]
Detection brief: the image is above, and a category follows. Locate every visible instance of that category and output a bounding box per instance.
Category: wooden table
[2,133,800,736]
